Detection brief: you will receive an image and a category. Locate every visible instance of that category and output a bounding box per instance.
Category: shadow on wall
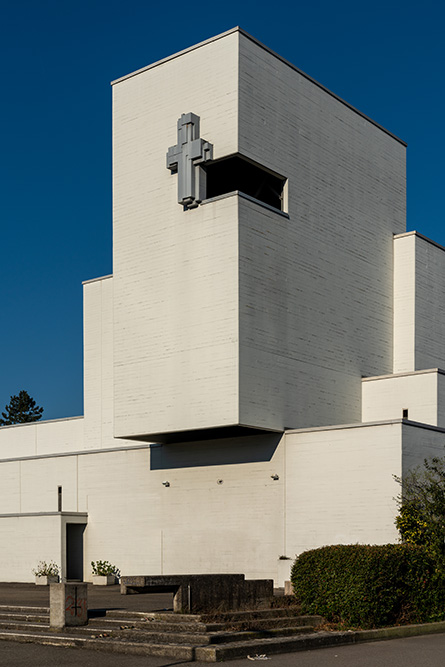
[150,433,282,470]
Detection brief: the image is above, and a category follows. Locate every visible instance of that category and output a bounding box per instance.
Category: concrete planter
[35,575,59,586]
[92,574,117,586]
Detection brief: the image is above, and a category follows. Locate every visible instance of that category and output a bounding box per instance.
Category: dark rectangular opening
[57,486,62,512]
[66,523,86,581]
[205,155,285,211]
[402,408,408,419]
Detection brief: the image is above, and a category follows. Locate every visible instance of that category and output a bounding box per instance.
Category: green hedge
[290,544,445,628]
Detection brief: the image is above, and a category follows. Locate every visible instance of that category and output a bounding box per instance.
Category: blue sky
[1,0,444,420]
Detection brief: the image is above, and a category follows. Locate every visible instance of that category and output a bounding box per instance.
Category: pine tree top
[0,390,44,426]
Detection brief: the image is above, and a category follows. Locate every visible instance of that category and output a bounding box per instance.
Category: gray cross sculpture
[167,113,213,208]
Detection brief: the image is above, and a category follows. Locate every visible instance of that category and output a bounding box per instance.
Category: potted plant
[91,560,120,585]
[32,561,60,585]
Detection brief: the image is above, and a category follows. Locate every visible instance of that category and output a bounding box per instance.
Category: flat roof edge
[82,274,113,285]
[285,419,445,435]
[362,368,445,382]
[394,230,445,253]
[0,415,84,430]
[111,26,406,147]
[111,27,240,85]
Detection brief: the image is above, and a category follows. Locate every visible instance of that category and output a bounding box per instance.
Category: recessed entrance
[66,523,86,581]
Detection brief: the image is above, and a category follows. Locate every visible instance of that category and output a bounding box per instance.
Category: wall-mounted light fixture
[162,481,170,487]
[271,474,279,481]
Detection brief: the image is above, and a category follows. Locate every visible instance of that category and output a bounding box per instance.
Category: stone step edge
[0,614,48,622]
[0,620,318,645]
[0,605,49,614]
[86,615,315,631]
[195,621,445,661]
[2,621,445,662]
[0,614,321,635]
[199,608,311,622]
[0,630,195,660]
[68,623,319,644]
[105,610,201,622]
[103,608,313,622]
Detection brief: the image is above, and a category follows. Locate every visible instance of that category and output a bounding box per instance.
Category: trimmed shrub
[290,544,445,628]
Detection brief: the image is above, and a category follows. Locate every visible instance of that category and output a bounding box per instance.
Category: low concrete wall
[120,574,273,612]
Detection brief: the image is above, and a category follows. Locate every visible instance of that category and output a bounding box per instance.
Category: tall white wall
[393,233,416,372]
[112,28,407,438]
[414,235,445,370]
[83,275,114,448]
[237,32,406,429]
[112,32,240,440]
[394,232,445,373]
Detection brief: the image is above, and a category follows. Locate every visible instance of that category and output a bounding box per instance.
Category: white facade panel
[0,515,61,583]
[394,232,445,373]
[393,234,416,373]
[237,33,406,429]
[150,434,285,580]
[285,423,403,555]
[362,370,440,426]
[112,33,240,440]
[0,417,84,460]
[401,423,445,475]
[83,276,114,448]
[414,235,445,370]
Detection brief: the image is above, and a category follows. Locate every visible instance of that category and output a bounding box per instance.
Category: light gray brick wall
[237,33,406,429]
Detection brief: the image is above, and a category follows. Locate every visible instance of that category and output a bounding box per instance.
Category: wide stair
[0,604,325,661]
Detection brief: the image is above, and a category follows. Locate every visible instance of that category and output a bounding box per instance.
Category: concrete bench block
[120,574,273,612]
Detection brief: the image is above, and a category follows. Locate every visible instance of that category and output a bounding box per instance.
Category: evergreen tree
[0,390,44,425]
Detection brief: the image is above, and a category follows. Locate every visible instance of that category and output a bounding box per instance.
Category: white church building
[1,27,445,585]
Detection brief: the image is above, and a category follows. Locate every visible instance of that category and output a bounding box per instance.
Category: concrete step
[0,612,48,623]
[87,616,211,633]
[0,605,49,615]
[0,604,326,661]
[86,616,311,634]
[0,627,326,662]
[195,633,332,661]
[205,615,323,632]
[0,630,196,660]
[0,621,50,632]
[68,625,214,645]
[200,607,307,622]
[65,622,318,645]
[104,610,203,622]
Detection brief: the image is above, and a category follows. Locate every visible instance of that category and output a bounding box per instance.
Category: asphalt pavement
[0,632,445,666]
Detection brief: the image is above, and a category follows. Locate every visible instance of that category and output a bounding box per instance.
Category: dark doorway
[66,523,86,580]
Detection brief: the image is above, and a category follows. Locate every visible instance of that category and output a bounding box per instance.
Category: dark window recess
[205,156,285,211]
[402,409,409,419]
[58,486,62,512]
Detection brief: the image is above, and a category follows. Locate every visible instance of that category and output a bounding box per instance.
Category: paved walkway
[0,582,174,612]
[1,631,445,666]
